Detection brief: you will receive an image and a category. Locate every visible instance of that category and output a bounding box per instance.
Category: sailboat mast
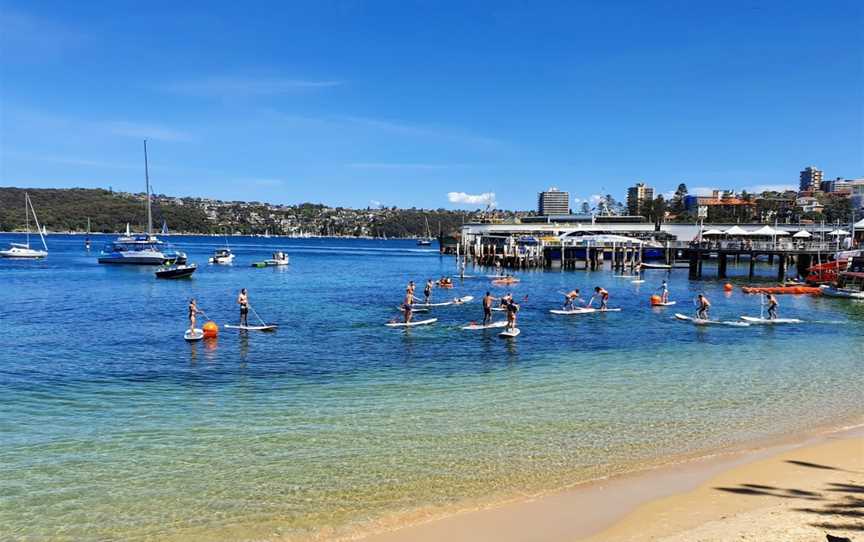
[27,193,48,251]
[144,139,153,236]
[25,193,30,247]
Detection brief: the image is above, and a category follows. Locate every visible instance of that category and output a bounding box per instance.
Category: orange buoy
[723,283,734,292]
[202,321,219,338]
[650,294,662,306]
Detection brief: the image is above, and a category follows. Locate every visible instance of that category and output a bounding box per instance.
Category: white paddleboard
[739,316,802,325]
[652,301,677,307]
[675,314,750,327]
[454,295,474,303]
[631,279,646,284]
[413,301,454,307]
[491,307,506,312]
[397,306,430,312]
[549,308,622,315]
[499,328,521,338]
[184,328,204,341]
[461,321,508,330]
[385,318,438,328]
[224,324,278,331]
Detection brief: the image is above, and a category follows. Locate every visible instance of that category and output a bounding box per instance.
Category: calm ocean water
[1,234,862,541]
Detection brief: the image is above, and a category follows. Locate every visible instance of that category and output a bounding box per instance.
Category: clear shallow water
[1,234,862,541]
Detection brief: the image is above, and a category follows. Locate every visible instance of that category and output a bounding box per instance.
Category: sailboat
[416,217,433,246]
[0,192,48,259]
[98,141,187,265]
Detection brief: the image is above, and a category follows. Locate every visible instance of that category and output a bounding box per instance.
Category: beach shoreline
[360,420,864,542]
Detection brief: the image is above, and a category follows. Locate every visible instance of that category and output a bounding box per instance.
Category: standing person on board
[658,280,669,304]
[423,280,433,304]
[237,288,249,327]
[188,298,201,332]
[407,281,416,296]
[766,293,779,320]
[482,291,495,325]
[402,287,415,324]
[592,287,610,311]
[505,295,520,331]
[696,294,711,320]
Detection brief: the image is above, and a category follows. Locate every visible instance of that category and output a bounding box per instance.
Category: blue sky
[1,1,861,210]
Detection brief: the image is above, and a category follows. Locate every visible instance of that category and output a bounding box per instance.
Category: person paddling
[592,287,609,311]
[402,287,415,324]
[423,280,433,304]
[505,295,519,331]
[658,280,669,304]
[563,289,581,311]
[188,298,202,332]
[482,291,495,325]
[696,293,711,320]
[237,288,249,326]
[766,293,778,320]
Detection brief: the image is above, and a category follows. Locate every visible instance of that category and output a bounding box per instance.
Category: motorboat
[252,251,289,267]
[209,248,235,264]
[0,193,48,259]
[155,263,197,279]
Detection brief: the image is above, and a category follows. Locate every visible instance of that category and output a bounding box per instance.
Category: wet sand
[363,425,863,542]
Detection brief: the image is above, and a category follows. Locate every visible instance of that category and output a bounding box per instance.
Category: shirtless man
[658,280,669,304]
[766,293,778,320]
[237,288,249,326]
[593,287,609,311]
[696,293,711,320]
[402,287,415,324]
[482,291,495,325]
[563,289,581,311]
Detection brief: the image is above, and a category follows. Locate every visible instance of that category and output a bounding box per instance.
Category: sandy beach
[364,425,863,542]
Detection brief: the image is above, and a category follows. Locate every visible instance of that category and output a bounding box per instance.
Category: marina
[1,234,862,541]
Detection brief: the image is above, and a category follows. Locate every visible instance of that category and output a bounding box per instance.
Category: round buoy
[202,321,219,338]
[723,283,734,292]
[650,294,662,306]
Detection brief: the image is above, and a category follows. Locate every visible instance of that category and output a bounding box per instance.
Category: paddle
[248,304,270,327]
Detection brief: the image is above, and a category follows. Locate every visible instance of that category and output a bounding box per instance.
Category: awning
[829,229,851,236]
[746,225,779,236]
[702,229,725,236]
[854,218,864,228]
[723,225,749,236]
[792,230,812,238]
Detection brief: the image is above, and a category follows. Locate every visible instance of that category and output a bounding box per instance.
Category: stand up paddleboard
[631,279,645,284]
[499,328,521,338]
[461,321,508,330]
[184,328,204,341]
[739,316,802,325]
[652,301,677,307]
[413,296,473,308]
[549,308,622,315]
[385,318,438,328]
[674,314,750,327]
[397,306,430,312]
[224,324,279,331]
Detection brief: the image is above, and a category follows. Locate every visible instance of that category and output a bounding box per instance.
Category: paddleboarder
[188,298,202,332]
[237,288,249,327]
[402,287,415,324]
[657,280,669,304]
[505,295,519,331]
[766,293,779,320]
[424,280,433,304]
[593,287,609,311]
[563,289,581,311]
[696,294,711,320]
[482,291,495,325]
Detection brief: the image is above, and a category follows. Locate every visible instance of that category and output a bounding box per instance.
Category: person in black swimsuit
[424,280,433,304]
[188,298,201,331]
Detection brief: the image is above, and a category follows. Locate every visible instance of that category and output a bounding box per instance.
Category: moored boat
[155,263,197,279]
[0,193,48,259]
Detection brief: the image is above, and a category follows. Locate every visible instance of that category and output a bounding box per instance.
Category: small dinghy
[184,328,204,341]
[155,263,197,279]
[385,318,438,328]
[499,327,521,338]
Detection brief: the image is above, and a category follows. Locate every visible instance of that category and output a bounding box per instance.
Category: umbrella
[855,218,864,229]
[723,225,749,236]
[792,230,812,238]
[702,229,725,236]
[829,229,850,236]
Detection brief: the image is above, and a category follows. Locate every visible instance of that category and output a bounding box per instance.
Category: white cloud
[447,191,497,207]
[369,200,384,208]
[161,76,343,96]
[101,121,195,143]
[589,194,603,205]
